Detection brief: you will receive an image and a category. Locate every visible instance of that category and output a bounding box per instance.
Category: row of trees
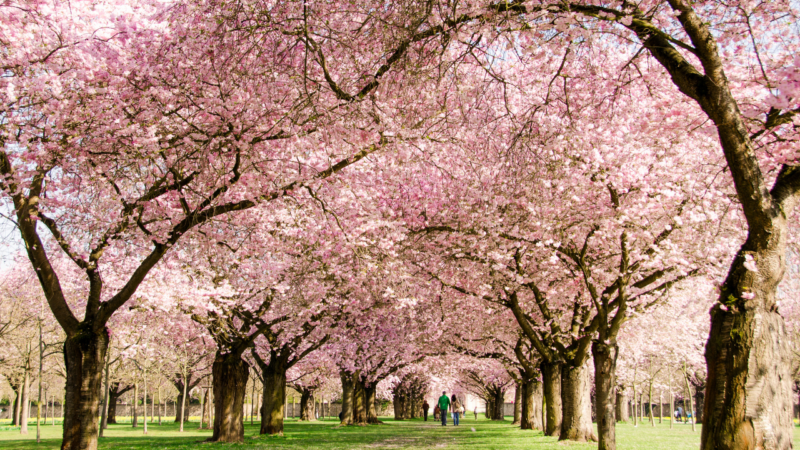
[1,1,798,450]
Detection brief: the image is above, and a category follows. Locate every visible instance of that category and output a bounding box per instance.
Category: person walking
[473,406,478,420]
[434,404,440,421]
[423,400,430,422]
[451,395,462,426]
[438,391,451,426]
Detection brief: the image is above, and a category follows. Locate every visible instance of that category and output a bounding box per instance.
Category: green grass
[1,417,799,449]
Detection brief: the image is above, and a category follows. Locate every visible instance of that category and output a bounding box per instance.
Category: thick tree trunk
[61,328,109,450]
[299,389,315,421]
[211,352,248,442]
[541,360,562,436]
[512,383,521,425]
[560,362,597,442]
[520,380,533,430]
[616,391,629,422]
[531,380,544,430]
[259,361,286,435]
[340,371,354,425]
[353,376,367,424]
[365,385,380,424]
[593,341,619,450]
[392,392,405,420]
[491,388,505,420]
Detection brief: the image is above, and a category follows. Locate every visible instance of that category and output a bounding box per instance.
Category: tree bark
[560,362,597,442]
[648,379,655,426]
[299,388,315,421]
[531,380,544,430]
[616,391,629,422]
[11,384,20,426]
[61,328,109,450]
[340,371,355,425]
[392,391,405,420]
[259,360,287,435]
[541,360,562,436]
[520,379,534,430]
[179,371,188,432]
[365,385,380,424]
[353,376,367,424]
[100,363,110,434]
[172,375,197,422]
[491,388,505,420]
[132,383,138,428]
[201,389,212,430]
[20,369,30,434]
[512,383,521,425]
[593,341,619,450]
[106,383,132,424]
[210,352,248,442]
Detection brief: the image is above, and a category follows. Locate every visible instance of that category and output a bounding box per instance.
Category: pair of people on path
[437,391,463,426]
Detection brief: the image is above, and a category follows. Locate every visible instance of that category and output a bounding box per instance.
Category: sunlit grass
[1,416,799,449]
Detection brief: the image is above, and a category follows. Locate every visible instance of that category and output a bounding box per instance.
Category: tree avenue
[0,1,798,450]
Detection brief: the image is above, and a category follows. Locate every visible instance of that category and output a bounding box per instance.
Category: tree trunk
[200,389,210,430]
[520,379,535,430]
[648,380,655,426]
[532,380,544,430]
[259,361,287,435]
[172,375,195,422]
[616,391,628,422]
[250,377,256,425]
[106,383,131,424]
[491,388,504,420]
[12,385,20,426]
[365,385,380,424]
[179,371,188,432]
[541,360,562,436]
[340,371,355,425]
[100,363,110,433]
[392,392,405,420]
[683,366,696,433]
[61,328,109,450]
[142,373,148,435]
[299,388,315,421]
[20,369,30,434]
[353,376,367,424]
[132,383,138,428]
[593,341,618,450]
[560,362,597,442]
[210,352,248,442]
[696,97,796,450]
[512,383,521,425]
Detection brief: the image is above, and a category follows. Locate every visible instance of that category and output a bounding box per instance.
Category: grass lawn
[1,417,800,449]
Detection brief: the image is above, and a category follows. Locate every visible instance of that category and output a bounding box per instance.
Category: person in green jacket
[438,391,451,426]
